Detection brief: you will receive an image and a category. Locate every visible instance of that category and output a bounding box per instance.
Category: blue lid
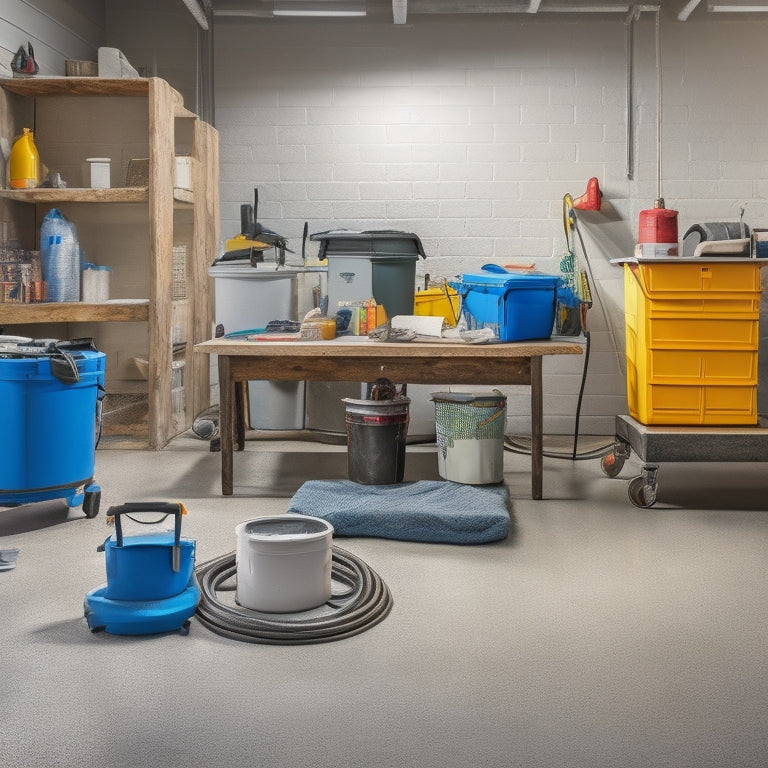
[458,271,560,289]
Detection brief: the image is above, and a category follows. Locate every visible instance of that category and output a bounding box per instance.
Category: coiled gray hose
[194,546,393,644]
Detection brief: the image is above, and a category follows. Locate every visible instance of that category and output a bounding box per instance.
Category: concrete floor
[1,433,768,768]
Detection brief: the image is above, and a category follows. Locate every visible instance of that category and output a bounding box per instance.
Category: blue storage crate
[450,271,560,341]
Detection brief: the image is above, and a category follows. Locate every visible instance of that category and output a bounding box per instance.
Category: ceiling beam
[677,0,703,19]
[181,0,210,28]
[210,0,666,20]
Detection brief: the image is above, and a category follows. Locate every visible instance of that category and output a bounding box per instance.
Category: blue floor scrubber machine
[84,502,200,635]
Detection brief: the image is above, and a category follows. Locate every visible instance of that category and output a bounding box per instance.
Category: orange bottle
[10,127,40,189]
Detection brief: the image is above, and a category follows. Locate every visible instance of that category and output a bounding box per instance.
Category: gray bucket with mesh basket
[431,390,507,485]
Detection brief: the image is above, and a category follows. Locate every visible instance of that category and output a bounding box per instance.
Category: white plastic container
[86,158,111,189]
[174,156,192,190]
[235,515,334,613]
[82,264,111,302]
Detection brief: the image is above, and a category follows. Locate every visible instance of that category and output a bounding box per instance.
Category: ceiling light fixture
[273,1,366,16]
[273,9,366,15]
[708,1,768,9]
[544,5,631,12]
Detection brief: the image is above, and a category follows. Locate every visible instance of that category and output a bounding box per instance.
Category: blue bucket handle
[105,502,186,572]
[2,337,99,384]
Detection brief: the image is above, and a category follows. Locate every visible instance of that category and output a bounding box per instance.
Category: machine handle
[106,502,186,572]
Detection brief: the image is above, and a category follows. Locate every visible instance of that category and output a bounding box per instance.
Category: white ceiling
[189,0,768,26]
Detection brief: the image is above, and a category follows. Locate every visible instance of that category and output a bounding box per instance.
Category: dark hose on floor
[194,546,393,644]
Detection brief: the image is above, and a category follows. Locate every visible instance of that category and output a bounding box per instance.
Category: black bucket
[342,397,410,485]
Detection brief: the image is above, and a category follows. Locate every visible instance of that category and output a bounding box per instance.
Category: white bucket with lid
[235,515,334,613]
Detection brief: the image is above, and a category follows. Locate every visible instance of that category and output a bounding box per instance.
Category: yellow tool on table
[223,233,272,261]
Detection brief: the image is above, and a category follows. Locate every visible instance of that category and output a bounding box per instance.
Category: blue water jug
[40,208,80,302]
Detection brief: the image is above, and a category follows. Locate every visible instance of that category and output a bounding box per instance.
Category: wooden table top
[195,336,584,359]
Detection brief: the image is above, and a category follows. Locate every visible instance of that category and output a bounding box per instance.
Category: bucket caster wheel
[627,464,659,509]
[600,452,625,478]
[83,489,101,519]
[179,620,191,636]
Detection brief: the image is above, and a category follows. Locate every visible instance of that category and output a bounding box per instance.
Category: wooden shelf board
[173,188,194,205]
[175,105,198,120]
[0,77,150,97]
[0,301,149,323]
[0,188,194,205]
[0,187,148,204]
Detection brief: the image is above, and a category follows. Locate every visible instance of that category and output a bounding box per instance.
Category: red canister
[638,200,678,244]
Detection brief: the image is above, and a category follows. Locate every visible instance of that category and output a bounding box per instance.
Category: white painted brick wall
[207,12,768,435]
[9,4,768,437]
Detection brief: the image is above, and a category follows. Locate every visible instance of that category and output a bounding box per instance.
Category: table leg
[219,354,234,496]
[530,355,543,500]
[234,381,246,451]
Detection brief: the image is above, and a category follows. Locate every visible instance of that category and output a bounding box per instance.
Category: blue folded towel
[287,479,510,544]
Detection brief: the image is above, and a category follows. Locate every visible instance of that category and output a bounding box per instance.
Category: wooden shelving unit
[0,77,219,448]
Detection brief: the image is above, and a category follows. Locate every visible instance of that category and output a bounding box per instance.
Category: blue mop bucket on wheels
[0,337,105,517]
[84,502,200,635]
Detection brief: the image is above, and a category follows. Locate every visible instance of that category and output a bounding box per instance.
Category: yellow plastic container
[623,260,761,425]
[301,317,337,340]
[414,286,460,327]
[632,259,762,295]
[9,128,40,189]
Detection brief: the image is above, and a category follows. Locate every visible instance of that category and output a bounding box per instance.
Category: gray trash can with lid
[311,230,426,318]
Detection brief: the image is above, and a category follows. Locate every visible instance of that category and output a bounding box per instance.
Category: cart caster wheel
[627,476,657,509]
[83,490,101,519]
[601,452,625,478]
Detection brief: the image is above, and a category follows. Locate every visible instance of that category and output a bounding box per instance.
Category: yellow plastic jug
[10,128,40,189]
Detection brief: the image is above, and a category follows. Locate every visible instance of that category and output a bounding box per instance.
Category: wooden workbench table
[195,336,583,499]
